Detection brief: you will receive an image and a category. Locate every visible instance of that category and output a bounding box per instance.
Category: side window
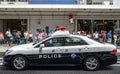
[43,37,64,47]
[64,37,88,46]
[64,37,73,46]
[52,37,65,47]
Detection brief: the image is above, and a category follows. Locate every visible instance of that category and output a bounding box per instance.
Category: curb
[117,61,120,64]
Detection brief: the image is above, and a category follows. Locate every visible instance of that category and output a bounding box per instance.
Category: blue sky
[29,0,76,4]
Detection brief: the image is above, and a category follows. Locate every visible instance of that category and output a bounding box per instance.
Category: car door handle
[65,49,68,52]
[52,50,55,53]
[78,49,81,52]
[57,48,63,52]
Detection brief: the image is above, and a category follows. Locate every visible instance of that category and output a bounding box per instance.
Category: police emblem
[71,53,76,59]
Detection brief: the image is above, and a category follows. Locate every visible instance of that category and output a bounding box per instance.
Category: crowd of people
[74,30,119,45]
[0,27,120,46]
[0,29,33,46]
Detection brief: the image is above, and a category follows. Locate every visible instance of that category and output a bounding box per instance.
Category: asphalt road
[0,66,120,74]
[0,52,3,58]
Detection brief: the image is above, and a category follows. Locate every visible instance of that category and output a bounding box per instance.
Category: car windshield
[32,42,40,45]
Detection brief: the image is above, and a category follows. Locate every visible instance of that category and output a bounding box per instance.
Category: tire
[83,56,100,71]
[11,55,28,70]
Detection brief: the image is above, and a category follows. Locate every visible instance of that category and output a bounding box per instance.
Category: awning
[0,4,120,19]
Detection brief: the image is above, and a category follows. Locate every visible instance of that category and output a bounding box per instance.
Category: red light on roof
[58,26,66,31]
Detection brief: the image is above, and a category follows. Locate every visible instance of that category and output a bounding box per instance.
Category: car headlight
[4,49,13,55]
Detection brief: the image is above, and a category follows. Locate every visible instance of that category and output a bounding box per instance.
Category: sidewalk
[0,44,16,52]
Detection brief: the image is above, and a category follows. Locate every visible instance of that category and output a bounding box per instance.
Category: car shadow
[1,66,114,71]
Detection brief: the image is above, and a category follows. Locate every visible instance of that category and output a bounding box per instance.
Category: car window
[43,37,64,47]
[64,37,88,46]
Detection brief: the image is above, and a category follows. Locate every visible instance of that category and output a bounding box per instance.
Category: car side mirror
[39,44,45,52]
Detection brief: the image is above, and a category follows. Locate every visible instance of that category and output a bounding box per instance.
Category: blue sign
[29,0,76,4]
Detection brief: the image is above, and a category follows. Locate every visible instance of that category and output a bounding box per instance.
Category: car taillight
[110,49,117,55]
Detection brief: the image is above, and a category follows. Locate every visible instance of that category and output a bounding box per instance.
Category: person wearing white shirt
[93,31,99,41]
[5,29,12,46]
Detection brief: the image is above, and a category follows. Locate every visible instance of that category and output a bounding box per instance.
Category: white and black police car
[3,30,117,71]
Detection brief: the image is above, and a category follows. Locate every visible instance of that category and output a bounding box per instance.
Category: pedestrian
[0,32,4,44]
[98,31,103,43]
[28,31,33,42]
[12,30,17,44]
[116,35,120,46]
[39,30,43,41]
[41,29,47,40]
[34,29,40,43]
[24,30,29,44]
[93,31,99,41]
[72,29,76,35]
[5,29,12,46]
[48,29,54,37]
[107,30,112,44]
[87,32,92,38]
[102,31,107,43]
[16,31,21,45]
[54,26,59,32]
[113,32,117,45]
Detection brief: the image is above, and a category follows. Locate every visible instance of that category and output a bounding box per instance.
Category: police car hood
[10,43,33,51]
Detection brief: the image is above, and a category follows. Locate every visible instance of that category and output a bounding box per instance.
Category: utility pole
[91,15,94,35]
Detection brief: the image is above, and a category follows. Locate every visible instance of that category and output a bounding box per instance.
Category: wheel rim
[13,57,26,70]
[86,57,98,70]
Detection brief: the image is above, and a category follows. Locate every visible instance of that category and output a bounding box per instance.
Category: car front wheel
[84,56,100,71]
[11,55,28,70]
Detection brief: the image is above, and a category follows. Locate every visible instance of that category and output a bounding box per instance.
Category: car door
[37,37,66,64]
[62,37,89,64]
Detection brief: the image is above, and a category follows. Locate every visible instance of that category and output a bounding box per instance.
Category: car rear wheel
[84,56,100,71]
[11,55,28,70]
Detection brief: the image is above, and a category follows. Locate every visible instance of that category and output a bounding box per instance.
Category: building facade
[0,0,120,34]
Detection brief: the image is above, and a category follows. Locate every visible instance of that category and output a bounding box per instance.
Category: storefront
[0,5,120,34]
[77,19,117,33]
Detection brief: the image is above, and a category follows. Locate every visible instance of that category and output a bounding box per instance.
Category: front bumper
[3,55,13,67]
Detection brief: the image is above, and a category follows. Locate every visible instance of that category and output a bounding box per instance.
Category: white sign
[39,54,62,59]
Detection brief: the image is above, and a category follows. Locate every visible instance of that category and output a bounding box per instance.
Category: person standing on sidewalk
[93,31,99,41]
[5,29,12,46]
[0,32,4,44]
[102,31,107,43]
[16,31,21,45]
[28,31,33,42]
[41,29,47,40]
[113,32,118,45]
[107,30,112,44]
[24,30,29,44]
[34,29,40,43]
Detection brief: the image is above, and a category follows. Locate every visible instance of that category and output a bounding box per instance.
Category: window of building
[19,0,28,2]
[87,0,113,5]
[87,0,92,4]
[7,0,16,2]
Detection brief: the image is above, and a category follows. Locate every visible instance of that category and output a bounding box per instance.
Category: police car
[3,30,117,71]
